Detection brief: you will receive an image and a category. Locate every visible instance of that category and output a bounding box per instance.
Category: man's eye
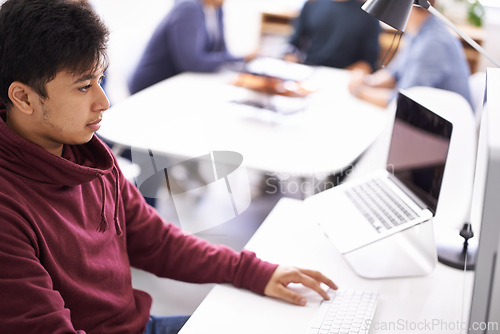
[79,84,92,92]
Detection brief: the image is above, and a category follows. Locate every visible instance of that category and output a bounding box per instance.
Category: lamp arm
[413,0,431,9]
[425,4,500,68]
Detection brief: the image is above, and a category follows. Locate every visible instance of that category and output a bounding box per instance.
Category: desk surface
[179,197,474,334]
[98,65,389,177]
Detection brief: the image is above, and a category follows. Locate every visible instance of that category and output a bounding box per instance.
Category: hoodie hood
[0,111,113,186]
[0,111,122,235]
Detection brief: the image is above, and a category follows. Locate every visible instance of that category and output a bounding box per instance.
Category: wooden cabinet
[260,9,298,35]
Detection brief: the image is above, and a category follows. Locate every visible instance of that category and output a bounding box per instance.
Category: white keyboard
[307,290,379,334]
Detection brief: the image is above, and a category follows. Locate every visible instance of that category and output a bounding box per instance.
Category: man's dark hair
[0,0,109,107]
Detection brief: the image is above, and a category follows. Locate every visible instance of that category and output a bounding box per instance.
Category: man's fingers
[295,272,331,300]
[299,268,338,290]
[274,284,307,306]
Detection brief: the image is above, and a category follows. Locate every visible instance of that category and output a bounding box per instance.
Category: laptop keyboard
[307,290,379,334]
[345,178,418,233]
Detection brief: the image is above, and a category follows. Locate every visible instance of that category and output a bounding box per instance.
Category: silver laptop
[305,91,453,254]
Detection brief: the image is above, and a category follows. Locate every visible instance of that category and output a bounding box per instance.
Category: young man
[0,1,336,333]
[348,0,471,108]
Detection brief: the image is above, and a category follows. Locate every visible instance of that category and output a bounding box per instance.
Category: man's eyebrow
[73,73,102,84]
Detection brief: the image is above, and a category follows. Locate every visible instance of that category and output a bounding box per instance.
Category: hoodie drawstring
[96,174,108,233]
[112,166,123,236]
[96,168,123,237]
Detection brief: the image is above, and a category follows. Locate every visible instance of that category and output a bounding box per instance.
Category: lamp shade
[362,0,414,31]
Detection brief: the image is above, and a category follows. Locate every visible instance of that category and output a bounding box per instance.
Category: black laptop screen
[386,93,453,213]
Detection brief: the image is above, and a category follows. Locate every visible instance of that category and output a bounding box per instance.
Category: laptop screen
[386,92,453,213]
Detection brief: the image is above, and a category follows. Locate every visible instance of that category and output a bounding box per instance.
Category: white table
[179,197,474,334]
[98,66,390,178]
[175,86,477,334]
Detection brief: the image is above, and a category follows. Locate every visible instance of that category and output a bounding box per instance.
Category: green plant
[468,0,485,27]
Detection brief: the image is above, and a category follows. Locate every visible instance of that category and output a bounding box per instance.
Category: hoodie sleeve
[0,207,86,334]
[120,177,278,295]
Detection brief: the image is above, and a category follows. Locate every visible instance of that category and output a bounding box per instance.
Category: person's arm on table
[123,179,338,307]
[345,61,373,75]
[348,68,397,108]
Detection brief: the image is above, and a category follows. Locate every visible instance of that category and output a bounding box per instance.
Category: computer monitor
[467,67,500,333]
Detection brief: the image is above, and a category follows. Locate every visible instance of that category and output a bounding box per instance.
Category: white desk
[179,197,474,334]
[98,66,389,178]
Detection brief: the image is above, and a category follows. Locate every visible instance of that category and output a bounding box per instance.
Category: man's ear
[8,81,35,115]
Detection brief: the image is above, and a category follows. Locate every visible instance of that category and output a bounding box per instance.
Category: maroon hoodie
[0,112,277,333]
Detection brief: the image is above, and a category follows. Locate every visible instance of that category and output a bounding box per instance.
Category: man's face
[29,69,109,155]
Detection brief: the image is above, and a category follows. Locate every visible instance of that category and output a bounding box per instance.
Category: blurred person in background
[284,0,381,74]
[348,0,471,108]
[128,0,254,94]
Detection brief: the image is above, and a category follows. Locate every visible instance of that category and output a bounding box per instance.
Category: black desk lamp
[362,0,500,68]
[362,0,500,270]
